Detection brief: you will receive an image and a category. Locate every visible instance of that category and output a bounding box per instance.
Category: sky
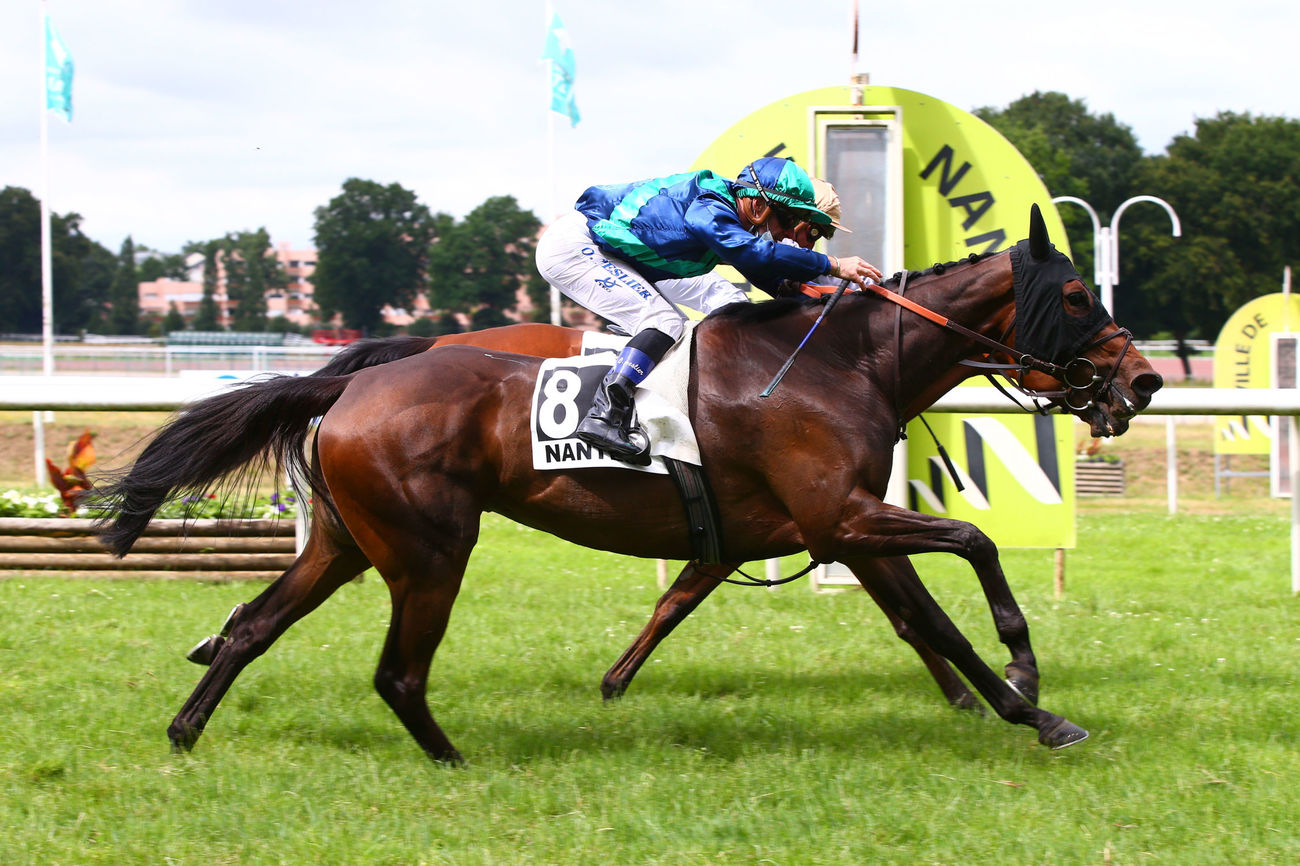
[2,0,1296,256]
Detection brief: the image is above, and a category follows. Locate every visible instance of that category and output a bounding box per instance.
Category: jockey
[536,157,882,464]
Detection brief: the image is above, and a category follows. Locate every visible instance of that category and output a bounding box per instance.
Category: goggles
[806,222,836,242]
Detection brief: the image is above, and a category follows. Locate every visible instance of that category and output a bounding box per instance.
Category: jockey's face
[790,219,835,250]
[739,197,800,243]
[763,205,805,244]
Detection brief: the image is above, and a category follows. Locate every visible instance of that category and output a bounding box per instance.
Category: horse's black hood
[1009,239,1113,362]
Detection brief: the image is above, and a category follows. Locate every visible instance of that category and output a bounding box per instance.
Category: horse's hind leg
[328,478,478,762]
[853,557,981,712]
[371,568,468,764]
[601,561,736,700]
[357,521,476,764]
[168,527,369,752]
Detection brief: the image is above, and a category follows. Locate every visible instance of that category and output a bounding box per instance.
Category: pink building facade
[137,239,553,331]
[138,242,320,329]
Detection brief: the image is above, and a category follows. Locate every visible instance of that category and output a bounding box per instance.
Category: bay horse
[94,206,1161,762]
[311,324,993,711]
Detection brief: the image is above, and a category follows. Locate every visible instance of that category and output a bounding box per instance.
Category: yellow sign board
[1212,293,1300,454]
[690,85,1071,268]
[907,414,1076,549]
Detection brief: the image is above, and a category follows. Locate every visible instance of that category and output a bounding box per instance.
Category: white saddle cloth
[530,326,699,475]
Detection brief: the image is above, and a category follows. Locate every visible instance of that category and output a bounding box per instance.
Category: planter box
[1075,460,1126,497]
[0,517,295,579]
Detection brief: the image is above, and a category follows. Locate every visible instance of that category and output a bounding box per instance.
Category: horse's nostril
[1131,372,1163,407]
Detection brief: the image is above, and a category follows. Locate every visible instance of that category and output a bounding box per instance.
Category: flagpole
[39,0,55,376]
[849,0,862,102]
[35,0,54,486]
[545,1,561,326]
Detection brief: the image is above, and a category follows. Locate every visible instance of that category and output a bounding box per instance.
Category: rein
[864,280,1056,379]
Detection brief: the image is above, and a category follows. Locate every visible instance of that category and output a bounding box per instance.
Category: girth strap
[663,459,828,585]
[663,456,724,564]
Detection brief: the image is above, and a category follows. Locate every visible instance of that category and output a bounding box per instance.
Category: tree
[163,302,186,333]
[222,228,285,331]
[974,91,1144,283]
[1119,112,1300,338]
[138,249,188,282]
[0,186,114,335]
[312,178,436,333]
[192,240,221,331]
[0,187,43,333]
[406,317,438,338]
[426,196,545,323]
[106,236,142,335]
[68,230,116,334]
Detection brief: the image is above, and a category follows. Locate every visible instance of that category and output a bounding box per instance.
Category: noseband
[965,320,1135,414]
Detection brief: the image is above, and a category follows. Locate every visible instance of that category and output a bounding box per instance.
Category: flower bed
[0,489,302,579]
[0,488,301,520]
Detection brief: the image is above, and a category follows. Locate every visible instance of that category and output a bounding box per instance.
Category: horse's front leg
[824,494,1040,704]
[818,497,1082,748]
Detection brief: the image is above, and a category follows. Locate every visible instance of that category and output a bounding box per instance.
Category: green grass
[1,510,1297,865]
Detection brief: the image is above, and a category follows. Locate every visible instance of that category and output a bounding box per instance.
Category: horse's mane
[710,250,1003,325]
[881,251,999,289]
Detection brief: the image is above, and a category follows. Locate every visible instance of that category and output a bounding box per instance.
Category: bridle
[955,316,1136,414]
[863,265,1135,416]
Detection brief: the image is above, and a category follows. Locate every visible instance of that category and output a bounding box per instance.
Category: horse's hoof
[186,635,224,666]
[168,721,202,752]
[1004,663,1039,706]
[600,681,627,702]
[218,603,244,637]
[951,693,985,715]
[1038,718,1089,750]
[431,749,466,767]
[1005,676,1039,707]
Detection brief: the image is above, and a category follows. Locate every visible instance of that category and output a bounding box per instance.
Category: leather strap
[664,456,724,564]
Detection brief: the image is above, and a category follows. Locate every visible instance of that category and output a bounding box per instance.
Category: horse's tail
[310,335,437,377]
[92,374,353,558]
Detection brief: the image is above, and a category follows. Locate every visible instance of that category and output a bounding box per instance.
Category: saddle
[528,327,724,563]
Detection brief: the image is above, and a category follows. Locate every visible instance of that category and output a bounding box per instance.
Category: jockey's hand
[829,255,883,287]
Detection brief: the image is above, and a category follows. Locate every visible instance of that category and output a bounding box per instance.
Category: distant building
[265,242,319,327]
[137,276,212,323]
[137,235,566,332]
[138,242,319,329]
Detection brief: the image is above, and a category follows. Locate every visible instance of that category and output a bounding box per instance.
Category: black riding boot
[575,328,676,465]
[576,371,650,464]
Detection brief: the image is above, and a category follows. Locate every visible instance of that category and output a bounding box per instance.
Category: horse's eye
[1066,291,1089,307]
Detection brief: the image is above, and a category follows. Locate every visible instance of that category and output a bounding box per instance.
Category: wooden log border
[1075,461,1126,497]
[0,517,295,580]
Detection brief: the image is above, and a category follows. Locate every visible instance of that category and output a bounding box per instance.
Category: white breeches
[535,209,750,340]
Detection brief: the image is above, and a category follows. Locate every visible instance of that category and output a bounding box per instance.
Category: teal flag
[45,17,74,122]
[541,12,579,127]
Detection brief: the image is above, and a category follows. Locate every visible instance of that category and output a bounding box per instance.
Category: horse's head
[1010,204,1163,437]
